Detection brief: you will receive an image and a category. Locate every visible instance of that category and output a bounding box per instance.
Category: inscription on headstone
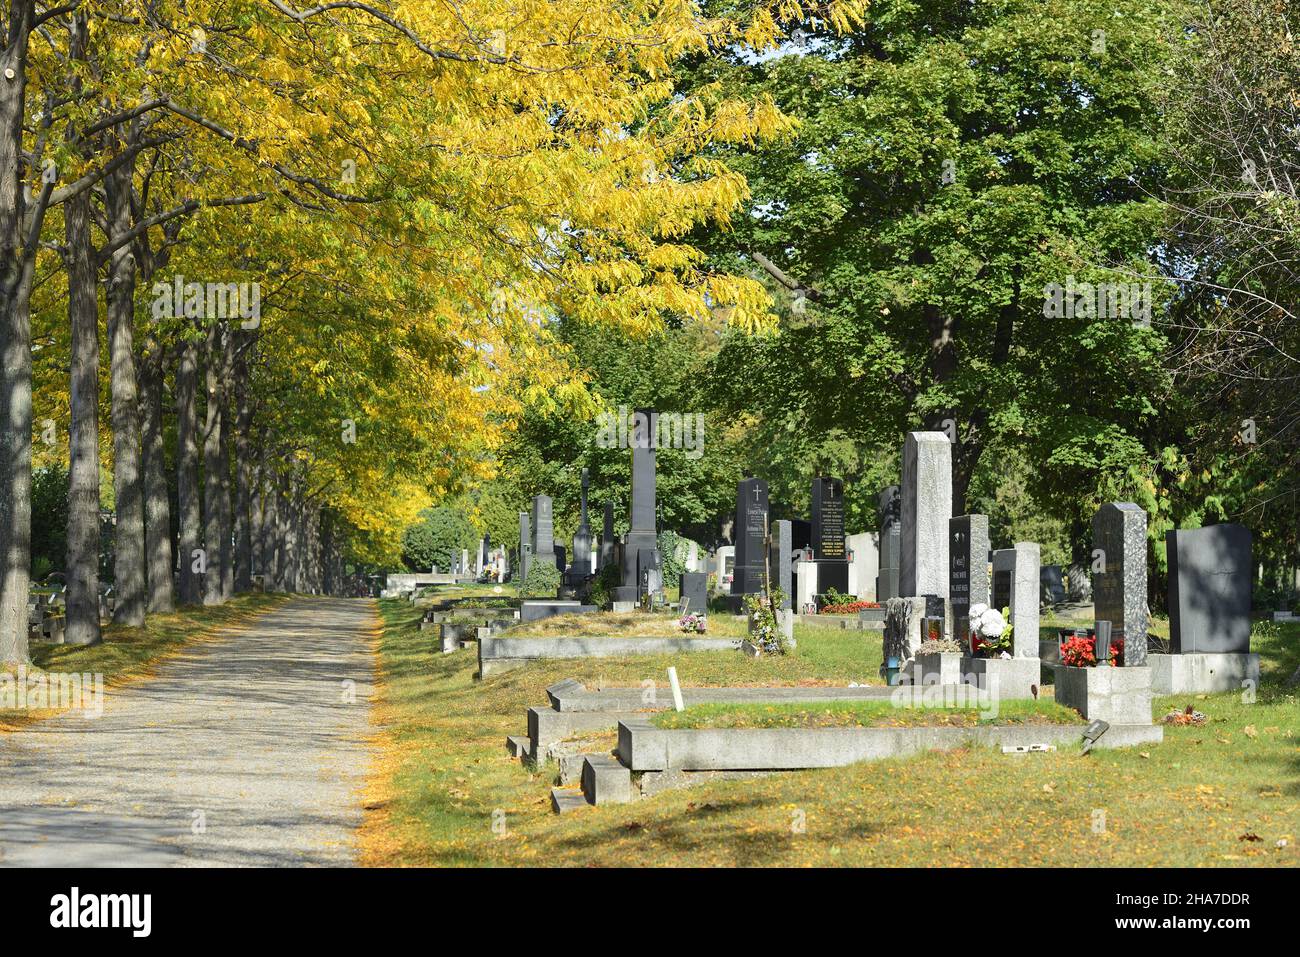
[811,477,846,560]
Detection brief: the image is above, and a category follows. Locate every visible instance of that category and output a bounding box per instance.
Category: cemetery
[358,420,1293,853]
[2,0,1297,885]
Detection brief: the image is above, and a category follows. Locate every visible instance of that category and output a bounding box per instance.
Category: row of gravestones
[891,431,1258,698]
[518,409,669,608]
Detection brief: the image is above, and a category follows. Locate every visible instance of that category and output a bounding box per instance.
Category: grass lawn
[1,592,287,731]
[502,610,749,639]
[653,698,1080,730]
[362,597,1299,867]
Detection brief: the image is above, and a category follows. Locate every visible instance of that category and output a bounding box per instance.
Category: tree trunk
[0,0,36,664]
[175,337,202,604]
[138,337,174,612]
[261,467,279,589]
[201,324,228,605]
[105,159,146,625]
[233,351,254,592]
[64,183,101,647]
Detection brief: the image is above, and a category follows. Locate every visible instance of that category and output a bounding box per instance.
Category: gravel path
[0,597,377,867]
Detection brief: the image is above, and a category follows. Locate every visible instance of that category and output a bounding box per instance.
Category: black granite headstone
[811,477,846,560]
[949,515,989,636]
[730,477,769,596]
[679,571,709,615]
[1167,524,1252,654]
[1040,564,1066,605]
[876,485,901,601]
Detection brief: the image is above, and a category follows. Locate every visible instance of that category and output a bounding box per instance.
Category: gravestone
[553,545,567,574]
[876,485,901,601]
[809,476,849,596]
[1166,524,1252,654]
[531,495,557,572]
[730,477,769,598]
[518,511,531,584]
[476,538,485,575]
[616,408,661,602]
[991,544,1040,657]
[899,433,952,598]
[1040,564,1066,604]
[769,519,793,610]
[571,468,593,580]
[949,515,989,642]
[1092,503,1148,666]
[679,571,708,615]
[598,500,615,571]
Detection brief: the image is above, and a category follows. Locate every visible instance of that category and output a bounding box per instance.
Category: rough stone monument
[1092,502,1148,666]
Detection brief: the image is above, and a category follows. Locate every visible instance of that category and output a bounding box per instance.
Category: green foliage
[587,561,622,609]
[657,530,686,588]
[520,560,562,599]
[692,0,1177,557]
[31,464,68,579]
[401,507,476,572]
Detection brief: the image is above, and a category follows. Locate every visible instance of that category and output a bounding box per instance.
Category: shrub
[520,560,562,598]
[587,561,621,608]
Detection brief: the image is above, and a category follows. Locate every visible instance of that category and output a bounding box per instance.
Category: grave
[804,476,849,597]
[613,408,662,604]
[948,514,989,644]
[569,468,593,581]
[729,477,769,606]
[769,519,793,610]
[679,571,709,614]
[1153,523,1259,693]
[1040,564,1066,604]
[531,495,558,573]
[876,485,901,601]
[899,432,951,599]
[1091,502,1149,666]
[518,511,532,585]
[598,500,615,571]
[846,531,880,600]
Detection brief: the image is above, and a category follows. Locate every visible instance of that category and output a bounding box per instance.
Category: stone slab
[617,719,1154,772]
[546,681,897,713]
[478,636,740,678]
[1148,652,1260,695]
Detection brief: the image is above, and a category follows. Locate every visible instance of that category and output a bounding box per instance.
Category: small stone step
[557,753,587,786]
[581,753,633,805]
[506,735,530,758]
[550,787,589,814]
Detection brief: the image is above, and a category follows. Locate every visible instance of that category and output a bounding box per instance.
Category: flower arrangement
[820,600,877,615]
[1060,634,1125,667]
[742,591,788,655]
[968,603,1013,658]
[678,613,707,634]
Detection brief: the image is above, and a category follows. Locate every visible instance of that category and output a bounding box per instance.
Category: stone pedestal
[962,656,1040,700]
[1054,665,1153,724]
[915,652,963,686]
[1149,653,1260,694]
